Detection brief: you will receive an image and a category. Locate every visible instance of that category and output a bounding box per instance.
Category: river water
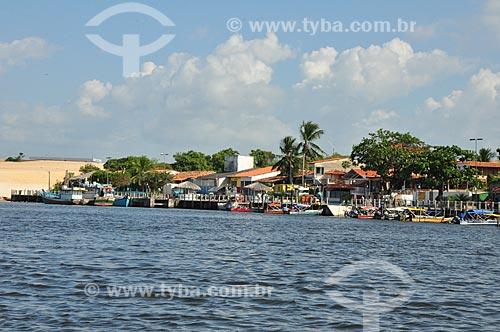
[0,203,499,331]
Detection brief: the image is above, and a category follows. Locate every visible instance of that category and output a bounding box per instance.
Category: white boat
[452,209,500,226]
[41,188,86,205]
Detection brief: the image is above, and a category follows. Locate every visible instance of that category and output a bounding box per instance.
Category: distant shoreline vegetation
[5,152,25,162]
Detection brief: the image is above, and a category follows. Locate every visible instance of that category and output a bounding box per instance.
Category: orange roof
[352,168,379,178]
[464,161,500,168]
[228,166,276,178]
[173,171,215,182]
[308,157,346,165]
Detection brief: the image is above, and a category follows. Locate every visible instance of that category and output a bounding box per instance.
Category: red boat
[230,202,254,212]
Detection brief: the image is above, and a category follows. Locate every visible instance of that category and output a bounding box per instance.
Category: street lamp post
[160,153,168,165]
[469,138,483,163]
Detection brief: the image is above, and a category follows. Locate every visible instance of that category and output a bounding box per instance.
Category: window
[315,167,324,175]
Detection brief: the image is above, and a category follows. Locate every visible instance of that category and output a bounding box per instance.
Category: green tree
[415,145,478,200]
[273,136,300,184]
[341,160,352,171]
[298,121,325,185]
[351,129,427,192]
[79,163,100,174]
[478,147,495,162]
[211,148,239,173]
[129,156,155,190]
[6,152,25,162]
[250,149,276,167]
[173,150,212,171]
[142,171,173,193]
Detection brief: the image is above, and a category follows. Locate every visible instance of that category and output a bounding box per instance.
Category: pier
[7,189,500,218]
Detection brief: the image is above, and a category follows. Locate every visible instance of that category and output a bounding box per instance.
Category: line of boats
[344,206,500,226]
[219,201,322,215]
[40,186,130,207]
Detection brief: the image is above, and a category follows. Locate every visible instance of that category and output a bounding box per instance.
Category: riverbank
[0,160,103,198]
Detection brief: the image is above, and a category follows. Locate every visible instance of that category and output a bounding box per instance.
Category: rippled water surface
[1,203,499,331]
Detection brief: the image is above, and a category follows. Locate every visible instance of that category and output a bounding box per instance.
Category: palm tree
[478,148,495,162]
[298,121,325,185]
[273,136,300,184]
[130,156,154,191]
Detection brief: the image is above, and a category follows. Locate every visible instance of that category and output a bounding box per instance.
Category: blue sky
[1,0,500,162]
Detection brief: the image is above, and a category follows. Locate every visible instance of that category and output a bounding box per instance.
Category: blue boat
[113,196,130,207]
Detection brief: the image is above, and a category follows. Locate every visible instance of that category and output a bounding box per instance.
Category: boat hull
[41,196,83,205]
[94,197,115,206]
[287,209,322,215]
[113,197,130,207]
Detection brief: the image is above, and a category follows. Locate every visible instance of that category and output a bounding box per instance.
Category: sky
[1,0,500,162]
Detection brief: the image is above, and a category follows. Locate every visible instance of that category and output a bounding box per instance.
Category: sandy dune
[0,160,103,198]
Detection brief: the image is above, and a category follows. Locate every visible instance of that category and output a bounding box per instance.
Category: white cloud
[296,38,464,102]
[0,37,52,73]
[355,109,399,129]
[482,0,500,35]
[414,68,500,146]
[75,80,112,116]
[71,33,293,154]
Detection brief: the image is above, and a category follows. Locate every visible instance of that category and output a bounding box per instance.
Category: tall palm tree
[298,121,325,185]
[130,156,154,191]
[478,147,495,162]
[273,136,300,184]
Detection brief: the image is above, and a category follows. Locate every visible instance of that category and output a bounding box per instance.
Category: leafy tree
[298,121,325,185]
[142,172,173,193]
[351,129,427,192]
[211,148,239,173]
[129,156,155,190]
[415,145,479,201]
[478,147,495,162]
[341,160,352,170]
[173,150,212,171]
[250,149,276,168]
[273,136,301,184]
[79,163,100,174]
[497,148,500,160]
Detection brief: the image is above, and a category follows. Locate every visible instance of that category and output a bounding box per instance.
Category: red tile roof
[352,168,379,178]
[464,161,500,168]
[228,166,276,178]
[173,171,215,182]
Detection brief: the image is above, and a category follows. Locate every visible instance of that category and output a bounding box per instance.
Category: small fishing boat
[113,196,131,207]
[263,203,284,214]
[93,186,115,206]
[41,188,86,205]
[452,209,500,226]
[230,201,254,213]
[400,208,452,223]
[283,203,322,215]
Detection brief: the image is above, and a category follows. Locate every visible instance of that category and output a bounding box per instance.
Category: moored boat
[93,186,115,206]
[113,196,131,207]
[452,209,500,226]
[41,188,86,205]
[400,208,452,223]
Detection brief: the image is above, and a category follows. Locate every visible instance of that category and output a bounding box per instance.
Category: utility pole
[160,153,168,169]
[469,138,483,163]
